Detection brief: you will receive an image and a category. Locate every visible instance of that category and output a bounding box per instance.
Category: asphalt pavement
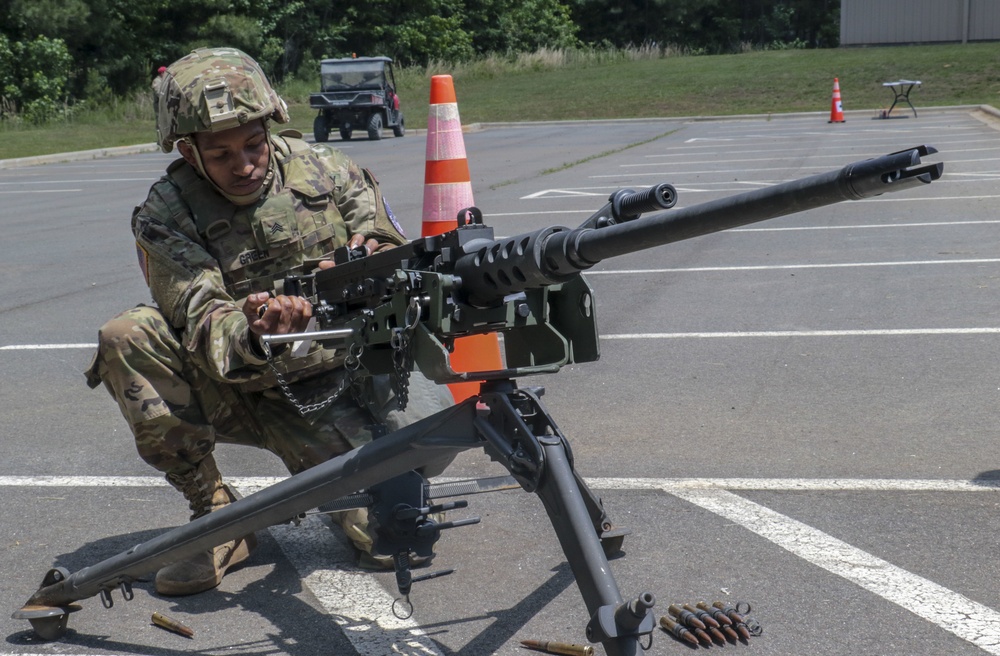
[3,107,1000,656]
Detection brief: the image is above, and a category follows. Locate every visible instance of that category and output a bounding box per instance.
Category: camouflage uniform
[86,49,453,567]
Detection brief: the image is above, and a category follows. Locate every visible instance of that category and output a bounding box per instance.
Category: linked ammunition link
[659,600,762,647]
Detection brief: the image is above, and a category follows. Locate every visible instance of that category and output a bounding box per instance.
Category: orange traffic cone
[421,75,503,402]
[422,75,474,237]
[829,78,845,123]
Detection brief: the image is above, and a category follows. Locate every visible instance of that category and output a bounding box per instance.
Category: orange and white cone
[829,78,845,123]
[422,75,474,237]
[421,75,503,402]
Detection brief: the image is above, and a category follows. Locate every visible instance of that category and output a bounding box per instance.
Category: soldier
[86,47,454,596]
[151,66,168,115]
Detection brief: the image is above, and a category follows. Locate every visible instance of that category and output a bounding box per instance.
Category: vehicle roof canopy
[320,56,393,65]
[319,57,395,92]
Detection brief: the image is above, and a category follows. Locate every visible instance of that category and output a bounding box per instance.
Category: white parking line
[0,178,156,186]
[0,344,94,350]
[234,477,443,656]
[587,478,1000,492]
[618,156,998,171]
[268,517,443,656]
[603,328,1000,340]
[588,258,1000,275]
[5,476,1000,491]
[517,191,1000,204]
[669,488,1000,655]
[0,189,82,194]
[8,327,1000,353]
[648,141,1000,158]
[734,219,1000,231]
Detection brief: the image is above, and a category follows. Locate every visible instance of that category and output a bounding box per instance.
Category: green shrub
[0,35,72,123]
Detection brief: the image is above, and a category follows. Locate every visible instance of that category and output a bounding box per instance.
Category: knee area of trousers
[97,306,171,352]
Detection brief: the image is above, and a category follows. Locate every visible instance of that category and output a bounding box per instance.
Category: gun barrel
[455,146,941,307]
[565,145,941,266]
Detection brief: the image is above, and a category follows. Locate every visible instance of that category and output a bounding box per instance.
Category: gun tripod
[14,378,655,656]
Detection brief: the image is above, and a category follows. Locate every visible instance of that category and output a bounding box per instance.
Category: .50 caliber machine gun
[14,146,942,656]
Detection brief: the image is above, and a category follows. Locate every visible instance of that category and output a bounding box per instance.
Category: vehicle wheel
[339,127,352,141]
[367,113,383,141]
[313,114,329,143]
[392,115,405,138]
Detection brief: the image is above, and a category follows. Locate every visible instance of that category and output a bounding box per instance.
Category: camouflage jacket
[132,131,406,389]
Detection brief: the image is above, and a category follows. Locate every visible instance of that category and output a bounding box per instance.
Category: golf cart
[309,56,405,141]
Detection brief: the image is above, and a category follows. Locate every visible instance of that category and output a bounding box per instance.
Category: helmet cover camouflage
[156,47,290,153]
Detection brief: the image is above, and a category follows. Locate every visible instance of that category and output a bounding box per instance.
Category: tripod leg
[477,383,654,655]
[534,437,651,656]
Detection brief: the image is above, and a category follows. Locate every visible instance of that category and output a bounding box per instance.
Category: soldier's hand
[316,233,390,270]
[244,292,313,336]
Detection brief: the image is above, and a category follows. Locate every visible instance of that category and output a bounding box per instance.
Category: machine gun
[14,146,942,656]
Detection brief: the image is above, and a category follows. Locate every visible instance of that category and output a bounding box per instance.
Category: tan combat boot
[155,454,257,596]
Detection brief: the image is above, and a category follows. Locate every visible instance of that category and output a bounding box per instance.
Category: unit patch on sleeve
[384,197,405,238]
[136,241,150,285]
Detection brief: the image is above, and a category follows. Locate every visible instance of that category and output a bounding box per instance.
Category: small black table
[881,80,921,118]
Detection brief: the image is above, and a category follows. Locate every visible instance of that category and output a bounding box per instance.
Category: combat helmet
[156,47,289,153]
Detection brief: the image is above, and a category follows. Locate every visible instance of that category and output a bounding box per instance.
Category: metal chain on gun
[389,296,423,411]
[261,340,362,417]
[390,328,412,411]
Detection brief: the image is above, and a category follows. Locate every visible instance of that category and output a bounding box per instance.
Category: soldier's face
[181,120,270,199]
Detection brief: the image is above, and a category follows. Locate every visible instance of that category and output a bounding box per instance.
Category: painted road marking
[518,191,1000,203]
[670,488,1000,655]
[8,326,1000,353]
[0,178,157,186]
[657,141,998,157]
[602,328,1000,339]
[0,189,82,194]
[236,482,443,656]
[587,257,1000,275]
[4,476,1000,491]
[0,344,95,350]
[732,219,1000,231]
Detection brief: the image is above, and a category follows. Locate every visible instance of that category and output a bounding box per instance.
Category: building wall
[968,0,1000,41]
[841,0,1000,45]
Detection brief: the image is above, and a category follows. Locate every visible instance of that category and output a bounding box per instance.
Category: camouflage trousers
[86,305,455,479]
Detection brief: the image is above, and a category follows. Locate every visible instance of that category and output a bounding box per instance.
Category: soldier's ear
[177,139,198,169]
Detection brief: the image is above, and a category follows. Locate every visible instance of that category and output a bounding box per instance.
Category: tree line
[0,0,839,123]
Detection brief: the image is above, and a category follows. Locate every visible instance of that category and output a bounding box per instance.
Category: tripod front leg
[535,436,655,656]
[478,384,655,656]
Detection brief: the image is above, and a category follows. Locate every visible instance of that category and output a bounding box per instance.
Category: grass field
[2,42,998,160]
